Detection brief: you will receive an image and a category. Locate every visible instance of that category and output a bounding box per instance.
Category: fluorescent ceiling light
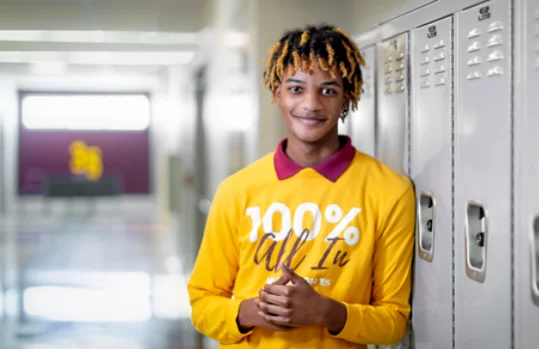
[22,94,151,131]
[0,30,197,45]
[223,30,249,48]
[0,51,194,65]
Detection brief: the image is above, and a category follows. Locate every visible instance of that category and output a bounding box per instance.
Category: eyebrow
[284,78,342,88]
[285,78,305,84]
[321,80,342,88]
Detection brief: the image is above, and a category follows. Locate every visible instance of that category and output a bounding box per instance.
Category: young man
[187,24,415,348]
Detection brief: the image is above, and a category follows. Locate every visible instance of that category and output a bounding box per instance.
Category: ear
[342,93,351,110]
[274,84,282,103]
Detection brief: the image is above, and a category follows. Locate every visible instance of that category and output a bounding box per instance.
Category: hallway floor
[0,210,200,349]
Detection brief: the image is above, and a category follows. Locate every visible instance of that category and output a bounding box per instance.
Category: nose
[302,90,322,112]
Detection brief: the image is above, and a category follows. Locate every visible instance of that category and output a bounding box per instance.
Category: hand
[256,263,325,328]
[237,276,294,333]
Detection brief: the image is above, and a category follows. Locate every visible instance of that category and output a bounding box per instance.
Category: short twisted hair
[262,24,365,113]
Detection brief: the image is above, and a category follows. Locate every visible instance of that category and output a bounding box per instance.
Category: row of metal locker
[338,0,539,348]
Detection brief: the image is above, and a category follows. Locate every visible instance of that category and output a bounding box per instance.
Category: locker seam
[450,14,456,349]
[407,33,412,179]
[509,0,515,348]
[406,32,413,348]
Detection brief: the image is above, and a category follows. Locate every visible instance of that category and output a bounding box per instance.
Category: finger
[271,275,290,285]
[259,290,289,307]
[259,312,294,327]
[280,263,306,286]
[257,300,291,317]
[263,284,292,297]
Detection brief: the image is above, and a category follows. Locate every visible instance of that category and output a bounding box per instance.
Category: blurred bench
[42,176,121,197]
[41,176,121,214]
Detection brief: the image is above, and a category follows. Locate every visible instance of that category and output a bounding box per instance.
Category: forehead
[283,62,343,83]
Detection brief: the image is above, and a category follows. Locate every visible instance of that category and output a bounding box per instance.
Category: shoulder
[350,150,414,201]
[214,152,276,200]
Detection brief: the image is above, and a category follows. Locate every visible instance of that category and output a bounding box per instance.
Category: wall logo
[69,140,103,180]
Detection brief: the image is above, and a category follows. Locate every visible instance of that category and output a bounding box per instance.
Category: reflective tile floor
[0,210,202,349]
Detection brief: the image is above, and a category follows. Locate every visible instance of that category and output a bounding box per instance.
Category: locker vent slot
[532,216,539,306]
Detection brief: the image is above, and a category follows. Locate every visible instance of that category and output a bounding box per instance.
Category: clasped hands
[237,263,346,334]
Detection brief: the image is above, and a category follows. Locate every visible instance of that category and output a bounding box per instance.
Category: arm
[187,182,248,345]
[328,182,416,345]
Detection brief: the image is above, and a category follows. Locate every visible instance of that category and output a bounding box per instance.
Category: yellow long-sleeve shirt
[187,136,416,348]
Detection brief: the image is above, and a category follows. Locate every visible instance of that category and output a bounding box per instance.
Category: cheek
[279,95,299,116]
[324,99,344,118]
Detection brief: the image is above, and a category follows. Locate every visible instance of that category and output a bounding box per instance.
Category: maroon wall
[18,129,151,195]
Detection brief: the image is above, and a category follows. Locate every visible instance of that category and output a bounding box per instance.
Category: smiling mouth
[292,115,327,124]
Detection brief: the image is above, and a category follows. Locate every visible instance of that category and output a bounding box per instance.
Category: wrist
[319,296,347,334]
[237,299,255,333]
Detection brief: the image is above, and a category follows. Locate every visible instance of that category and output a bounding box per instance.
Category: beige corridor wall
[350,0,436,33]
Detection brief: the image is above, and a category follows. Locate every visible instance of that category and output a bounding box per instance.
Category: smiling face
[275,63,348,145]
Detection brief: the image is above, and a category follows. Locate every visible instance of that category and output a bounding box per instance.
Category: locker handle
[531,215,539,306]
[465,201,488,283]
[418,192,435,262]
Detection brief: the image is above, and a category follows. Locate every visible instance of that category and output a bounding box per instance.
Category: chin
[290,129,327,144]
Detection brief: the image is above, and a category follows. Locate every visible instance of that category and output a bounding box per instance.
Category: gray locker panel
[410,16,453,349]
[455,1,512,348]
[515,1,539,348]
[377,34,409,175]
[351,45,376,157]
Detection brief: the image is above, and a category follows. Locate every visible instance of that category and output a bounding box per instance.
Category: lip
[292,115,327,125]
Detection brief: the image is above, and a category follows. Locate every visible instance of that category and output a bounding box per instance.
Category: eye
[288,86,303,93]
[322,88,337,95]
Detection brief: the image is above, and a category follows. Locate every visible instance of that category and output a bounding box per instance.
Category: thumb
[271,275,290,285]
[280,263,305,285]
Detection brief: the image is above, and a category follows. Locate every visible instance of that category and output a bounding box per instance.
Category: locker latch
[532,216,539,306]
[465,201,488,283]
[418,192,435,262]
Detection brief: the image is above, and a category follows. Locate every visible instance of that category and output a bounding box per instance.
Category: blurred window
[21,94,150,131]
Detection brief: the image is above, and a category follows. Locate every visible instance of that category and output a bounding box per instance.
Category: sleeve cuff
[330,302,363,343]
[229,299,254,341]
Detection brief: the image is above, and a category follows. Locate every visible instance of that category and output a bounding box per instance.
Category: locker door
[410,16,453,349]
[350,45,376,157]
[455,1,511,348]
[515,1,539,348]
[377,34,409,175]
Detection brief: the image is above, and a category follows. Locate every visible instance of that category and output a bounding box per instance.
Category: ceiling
[0,0,209,32]
[0,0,211,68]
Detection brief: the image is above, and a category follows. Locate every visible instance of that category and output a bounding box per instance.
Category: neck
[285,130,341,168]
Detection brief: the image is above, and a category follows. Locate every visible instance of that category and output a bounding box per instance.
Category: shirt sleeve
[331,181,416,345]
[187,181,251,345]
